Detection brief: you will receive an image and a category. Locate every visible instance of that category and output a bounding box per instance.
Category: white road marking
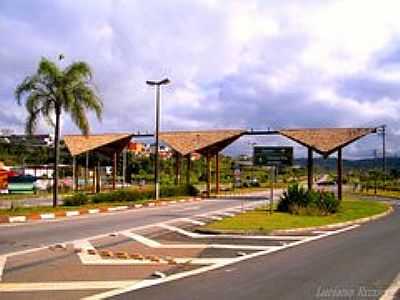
[86,225,360,300]
[73,238,234,266]
[0,281,141,292]
[158,224,309,241]
[120,231,162,247]
[176,206,200,212]
[380,271,400,300]
[179,218,206,226]
[201,215,223,221]
[216,212,235,217]
[121,231,274,250]
[0,256,7,281]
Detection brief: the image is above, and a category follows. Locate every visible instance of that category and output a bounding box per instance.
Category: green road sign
[253,146,293,167]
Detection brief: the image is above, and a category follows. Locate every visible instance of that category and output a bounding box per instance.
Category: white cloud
[1,0,400,157]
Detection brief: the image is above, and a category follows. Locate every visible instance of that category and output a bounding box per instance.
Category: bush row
[278,184,340,216]
[63,184,199,206]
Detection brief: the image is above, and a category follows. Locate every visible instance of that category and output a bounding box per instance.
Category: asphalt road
[112,206,400,300]
[0,198,263,255]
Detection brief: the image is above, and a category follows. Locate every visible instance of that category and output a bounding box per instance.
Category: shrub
[91,184,199,204]
[160,184,199,198]
[63,192,89,206]
[91,189,153,204]
[314,191,340,215]
[277,184,308,212]
[278,184,340,215]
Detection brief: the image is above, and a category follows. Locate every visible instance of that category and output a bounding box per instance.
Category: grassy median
[203,198,391,233]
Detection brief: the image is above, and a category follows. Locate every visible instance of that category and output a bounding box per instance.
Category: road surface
[0,197,264,255]
[111,205,400,300]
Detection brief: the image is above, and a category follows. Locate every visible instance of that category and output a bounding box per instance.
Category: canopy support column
[112,152,117,190]
[72,156,76,192]
[95,161,101,193]
[186,154,191,185]
[122,148,127,187]
[337,148,343,201]
[85,152,89,189]
[206,153,211,197]
[175,152,181,185]
[215,152,220,194]
[307,147,313,191]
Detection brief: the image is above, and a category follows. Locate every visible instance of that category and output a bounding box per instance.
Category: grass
[352,190,400,200]
[203,198,390,233]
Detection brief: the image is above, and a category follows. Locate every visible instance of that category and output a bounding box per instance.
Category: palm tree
[15,57,103,207]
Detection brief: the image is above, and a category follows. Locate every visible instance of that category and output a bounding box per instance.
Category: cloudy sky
[1,0,399,158]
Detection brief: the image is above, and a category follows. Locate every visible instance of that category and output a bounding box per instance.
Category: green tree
[15,57,103,207]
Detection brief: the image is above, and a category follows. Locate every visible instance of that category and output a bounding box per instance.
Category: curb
[0,197,202,224]
[271,204,394,235]
[197,204,394,236]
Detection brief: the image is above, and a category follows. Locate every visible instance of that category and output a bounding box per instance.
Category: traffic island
[201,200,392,234]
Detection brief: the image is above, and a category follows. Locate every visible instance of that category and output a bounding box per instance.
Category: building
[0,134,53,147]
[127,142,147,156]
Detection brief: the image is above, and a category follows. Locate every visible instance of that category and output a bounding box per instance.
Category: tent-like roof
[279,128,377,156]
[160,130,245,156]
[63,133,133,157]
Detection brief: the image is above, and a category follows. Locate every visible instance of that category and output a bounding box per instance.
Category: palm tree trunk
[53,106,61,207]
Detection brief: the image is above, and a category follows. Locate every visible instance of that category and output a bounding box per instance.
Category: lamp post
[146,78,170,201]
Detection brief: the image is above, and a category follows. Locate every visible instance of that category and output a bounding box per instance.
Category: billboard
[253,146,293,167]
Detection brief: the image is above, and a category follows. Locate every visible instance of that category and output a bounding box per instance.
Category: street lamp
[146,78,170,201]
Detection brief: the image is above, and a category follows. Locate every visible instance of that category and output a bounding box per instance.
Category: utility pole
[146,78,170,201]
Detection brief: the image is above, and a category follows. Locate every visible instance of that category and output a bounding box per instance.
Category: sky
[0,0,399,158]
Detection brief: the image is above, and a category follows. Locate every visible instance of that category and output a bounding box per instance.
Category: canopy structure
[160,129,245,195]
[64,133,133,157]
[64,133,134,192]
[279,128,377,156]
[279,127,378,201]
[61,126,381,200]
[159,130,245,156]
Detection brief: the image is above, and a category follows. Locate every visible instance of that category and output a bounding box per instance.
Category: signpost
[253,146,293,214]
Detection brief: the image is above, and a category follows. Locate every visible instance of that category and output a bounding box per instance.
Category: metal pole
[382,125,386,187]
[146,78,170,200]
[154,85,160,201]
